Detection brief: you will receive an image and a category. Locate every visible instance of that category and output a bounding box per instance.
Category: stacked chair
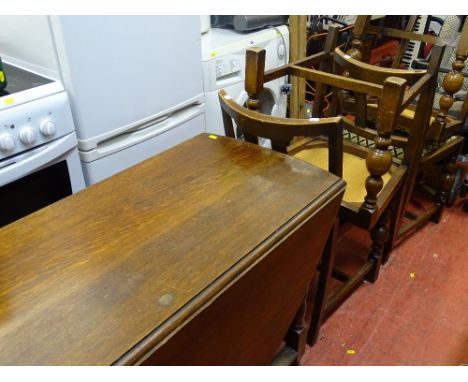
[346,16,467,253]
[218,24,448,357]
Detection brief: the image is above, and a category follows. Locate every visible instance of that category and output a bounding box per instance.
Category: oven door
[0,132,85,228]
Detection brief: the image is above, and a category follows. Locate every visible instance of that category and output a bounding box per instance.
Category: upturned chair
[341,16,466,254]
[349,15,468,141]
[234,25,447,346]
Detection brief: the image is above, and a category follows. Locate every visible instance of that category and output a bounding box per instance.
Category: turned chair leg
[365,209,391,283]
[382,226,394,265]
[432,154,457,223]
[382,197,401,265]
[306,221,338,346]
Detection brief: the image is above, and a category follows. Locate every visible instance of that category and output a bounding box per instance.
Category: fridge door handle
[85,103,204,161]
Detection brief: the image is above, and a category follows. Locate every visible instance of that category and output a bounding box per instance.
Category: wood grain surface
[0,133,344,365]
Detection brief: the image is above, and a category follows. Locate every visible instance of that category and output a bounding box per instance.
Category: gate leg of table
[307,220,339,346]
[283,290,309,365]
[283,221,341,363]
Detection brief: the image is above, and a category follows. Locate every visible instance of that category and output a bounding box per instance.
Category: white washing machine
[202,25,289,137]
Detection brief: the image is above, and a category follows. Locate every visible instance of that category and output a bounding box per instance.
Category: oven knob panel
[0,134,16,153]
[40,119,57,137]
[19,127,37,146]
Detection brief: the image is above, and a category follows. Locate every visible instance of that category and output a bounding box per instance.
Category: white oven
[0,61,85,228]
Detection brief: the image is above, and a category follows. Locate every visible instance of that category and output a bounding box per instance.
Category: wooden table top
[0,133,343,365]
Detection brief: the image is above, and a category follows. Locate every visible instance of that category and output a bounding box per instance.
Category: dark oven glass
[0,160,72,228]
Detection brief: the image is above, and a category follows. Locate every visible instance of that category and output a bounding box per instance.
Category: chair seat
[401,108,436,125]
[293,147,391,203]
[368,103,436,125]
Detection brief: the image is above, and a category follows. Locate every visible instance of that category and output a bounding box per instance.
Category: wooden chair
[218,86,344,364]
[218,89,344,166]
[350,15,468,141]
[342,16,466,254]
[237,25,445,346]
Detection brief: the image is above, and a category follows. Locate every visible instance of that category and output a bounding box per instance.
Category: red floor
[301,199,468,366]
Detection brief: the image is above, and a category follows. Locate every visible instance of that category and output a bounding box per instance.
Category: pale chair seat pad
[293,147,391,203]
[401,108,436,125]
[368,103,436,125]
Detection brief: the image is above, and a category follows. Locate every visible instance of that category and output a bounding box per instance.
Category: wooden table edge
[113,179,346,365]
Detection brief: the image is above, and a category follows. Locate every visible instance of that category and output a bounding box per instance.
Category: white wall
[0,15,59,78]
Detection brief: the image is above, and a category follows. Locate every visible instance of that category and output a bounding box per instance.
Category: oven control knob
[0,134,15,153]
[40,119,56,137]
[19,127,37,145]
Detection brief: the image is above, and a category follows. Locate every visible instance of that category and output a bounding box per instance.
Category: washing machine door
[235,84,284,147]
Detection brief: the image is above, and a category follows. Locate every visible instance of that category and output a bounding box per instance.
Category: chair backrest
[333,46,427,85]
[218,89,343,178]
[331,44,445,155]
[331,45,433,134]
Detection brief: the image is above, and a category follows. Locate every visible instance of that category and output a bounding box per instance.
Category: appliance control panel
[202,29,289,93]
[0,92,75,160]
[215,57,242,79]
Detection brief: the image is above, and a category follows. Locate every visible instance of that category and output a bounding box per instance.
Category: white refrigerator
[49,16,206,185]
